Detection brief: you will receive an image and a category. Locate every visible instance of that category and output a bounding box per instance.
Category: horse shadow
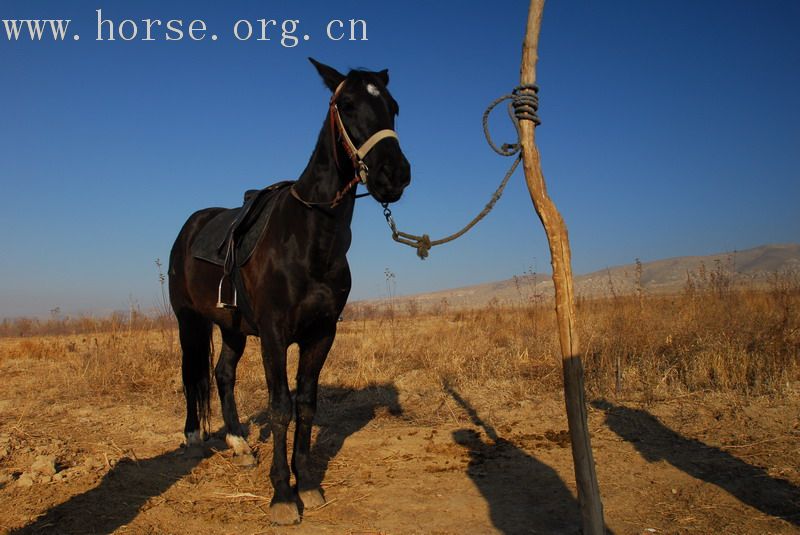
[251,382,402,490]
[446,385,613,535]
[13,383,401,534]
[11,448,202,534]
[591,399,800,526]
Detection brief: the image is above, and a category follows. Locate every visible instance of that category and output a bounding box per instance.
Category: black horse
[168,58,410,525]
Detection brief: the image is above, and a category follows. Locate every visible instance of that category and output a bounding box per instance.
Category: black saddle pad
[191,181,294,267]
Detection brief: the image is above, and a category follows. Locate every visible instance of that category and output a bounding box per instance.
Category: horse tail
[177,310,214,439]
[170,209,220,441]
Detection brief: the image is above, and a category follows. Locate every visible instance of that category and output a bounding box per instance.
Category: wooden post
[518,1,606,533]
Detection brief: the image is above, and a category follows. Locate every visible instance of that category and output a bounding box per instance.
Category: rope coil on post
[384,85,540,259]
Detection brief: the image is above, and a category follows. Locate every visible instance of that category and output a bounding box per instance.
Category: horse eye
[338,98,355,111]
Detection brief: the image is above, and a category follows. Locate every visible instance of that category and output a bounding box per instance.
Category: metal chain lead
[384,85,540,259]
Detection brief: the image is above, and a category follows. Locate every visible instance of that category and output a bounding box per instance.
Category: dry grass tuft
[580,270,799,398]
[1,272,797,412]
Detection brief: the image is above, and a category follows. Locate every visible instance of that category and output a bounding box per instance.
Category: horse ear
[377,69,389,86]
[308,57,345,92]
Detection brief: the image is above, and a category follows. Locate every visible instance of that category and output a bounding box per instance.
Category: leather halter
[291,80,400,210]
[329,80,399,185]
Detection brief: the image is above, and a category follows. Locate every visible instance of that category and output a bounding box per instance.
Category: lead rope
[382,84,541,259]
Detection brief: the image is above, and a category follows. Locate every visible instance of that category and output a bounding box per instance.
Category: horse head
[309,58,411,204]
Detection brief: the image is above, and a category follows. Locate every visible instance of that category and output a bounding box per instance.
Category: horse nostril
[399,160,411,187]
[379,157,410,189]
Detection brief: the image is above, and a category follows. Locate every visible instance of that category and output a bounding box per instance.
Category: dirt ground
[1,343,799,534]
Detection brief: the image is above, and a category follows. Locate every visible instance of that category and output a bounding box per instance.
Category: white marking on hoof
[185,430,203,447]
[299,488,325,509]
[270,502,300,525]
[232,453,257,468]
[225,434,252,456]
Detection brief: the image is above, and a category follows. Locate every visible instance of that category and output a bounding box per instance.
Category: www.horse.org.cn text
[1,9,369,47]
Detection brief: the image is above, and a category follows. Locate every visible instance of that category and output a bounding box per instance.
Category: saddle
[191,180,294,309]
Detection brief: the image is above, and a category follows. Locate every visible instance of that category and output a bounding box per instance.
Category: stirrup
[216,274,237,309]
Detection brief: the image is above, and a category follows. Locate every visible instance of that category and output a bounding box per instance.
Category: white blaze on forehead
[366,83,381,97]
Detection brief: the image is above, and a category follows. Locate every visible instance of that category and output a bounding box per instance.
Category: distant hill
[355,243,800,310]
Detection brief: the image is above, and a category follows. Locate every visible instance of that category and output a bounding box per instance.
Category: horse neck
[293,116,357,220]
[290,115,357,264]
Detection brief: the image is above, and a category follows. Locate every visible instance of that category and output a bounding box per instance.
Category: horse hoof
[185,430,203,447]
[270,502,300,525]
[299,488,326,509]
[226,434,252,456]
[232,453,257,468]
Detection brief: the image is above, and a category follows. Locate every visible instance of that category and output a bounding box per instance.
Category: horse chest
[293,282,345,327]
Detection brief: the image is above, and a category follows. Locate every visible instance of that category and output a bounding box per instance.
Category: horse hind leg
[215,328,256,467]
[177,310,213,451]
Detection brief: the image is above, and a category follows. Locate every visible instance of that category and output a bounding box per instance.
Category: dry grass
[0,273,797,412]
[580,286,799,398]
[0,312,173,338]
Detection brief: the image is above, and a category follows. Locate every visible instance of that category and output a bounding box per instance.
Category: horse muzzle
[369,155,410,204]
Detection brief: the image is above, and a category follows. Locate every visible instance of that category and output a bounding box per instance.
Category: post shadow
[592,399,800,526]
[446,384,613,535]
[12,448,203,535]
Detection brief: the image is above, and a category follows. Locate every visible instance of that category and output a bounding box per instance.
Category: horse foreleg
[293,328,335,510]
[259,329,298,525]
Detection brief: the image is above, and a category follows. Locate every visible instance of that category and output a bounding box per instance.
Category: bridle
[291,80,399,209]
[329,80,398,185]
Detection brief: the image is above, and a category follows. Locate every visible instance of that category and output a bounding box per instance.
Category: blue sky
[1,1,798,318]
